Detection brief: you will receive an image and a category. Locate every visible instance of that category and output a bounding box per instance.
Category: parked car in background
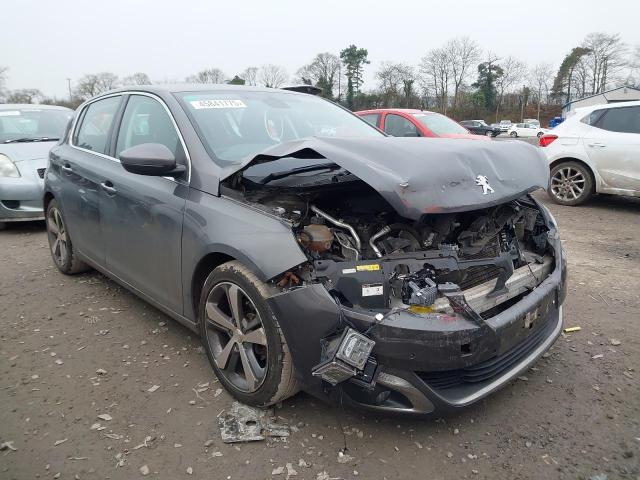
[0,104,73,230]
[499,120,513,132]
[539,101,640,205]
[549,116,565,128]
[356,109,488,140]
[508,123,549,138]
[44,85,565,415]
[523,118,541,128]
[460,120,501,137]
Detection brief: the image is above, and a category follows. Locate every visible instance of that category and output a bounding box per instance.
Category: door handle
[61,164,73,173]
[588,142,606,148]
[100,181,117,195]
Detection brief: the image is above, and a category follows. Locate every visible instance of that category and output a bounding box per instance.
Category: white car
[539,100,640,205]
[508,122,548,138]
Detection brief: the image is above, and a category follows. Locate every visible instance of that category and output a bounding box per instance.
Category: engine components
[310,205,361,253]
[299,224,333,253]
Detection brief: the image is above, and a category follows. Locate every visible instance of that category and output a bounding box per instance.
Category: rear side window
[359,113,380,127]
[580,109,606,126]
[597,106,640,134]
[116,95,184,161]
[74,96,121,154]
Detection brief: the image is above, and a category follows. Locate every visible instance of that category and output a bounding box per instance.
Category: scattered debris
[563,326,581,333]
[610,339,621,346]
[139,464,150,476]
[272,466,285,475]
[132,436,153,450]
[337,450,354,463]
[147,385,160,393]
[97,414,113,421]
[0,441,17,451]
[591,354,604,359]
[186,466,193,475]
[54,438,68,446]
[286,462,298,478]
[218,401,289,443]
[96,368,107,375]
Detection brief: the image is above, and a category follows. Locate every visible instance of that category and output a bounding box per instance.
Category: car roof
[104,84,302,96]
[355,108,438,115]
[0,104,72,111]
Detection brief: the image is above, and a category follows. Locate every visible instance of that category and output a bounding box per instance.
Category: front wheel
[509,131,517,137]
[46,199,90,274]
[199,261,299,407]
[548,161,594,206]
[485,130,493,137]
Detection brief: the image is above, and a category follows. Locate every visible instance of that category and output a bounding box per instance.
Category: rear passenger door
[99,94,188,314]
[584,105,640,193]
[382,113,421,137]
[60,95,123,265]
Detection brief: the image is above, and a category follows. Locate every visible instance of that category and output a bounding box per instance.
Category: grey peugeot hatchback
[44,85,566,415]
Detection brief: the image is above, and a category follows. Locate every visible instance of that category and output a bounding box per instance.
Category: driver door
[99,94,188,314]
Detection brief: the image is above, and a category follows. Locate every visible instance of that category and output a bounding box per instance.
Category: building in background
[563,86,640,117]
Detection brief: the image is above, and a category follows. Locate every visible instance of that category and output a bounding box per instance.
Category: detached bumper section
[268,235,566,415]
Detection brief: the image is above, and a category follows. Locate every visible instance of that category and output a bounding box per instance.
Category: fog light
[312,328,376,386]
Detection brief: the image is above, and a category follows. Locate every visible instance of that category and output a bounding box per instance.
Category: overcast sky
[3,0,639,98]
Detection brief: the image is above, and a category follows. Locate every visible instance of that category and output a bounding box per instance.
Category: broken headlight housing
[312,328,375,386]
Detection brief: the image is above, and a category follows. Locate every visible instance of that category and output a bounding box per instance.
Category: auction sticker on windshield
[190,99,246,109]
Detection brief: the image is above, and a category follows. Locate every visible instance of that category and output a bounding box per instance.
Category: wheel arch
[190,251,236,321]
[43,191,55,212]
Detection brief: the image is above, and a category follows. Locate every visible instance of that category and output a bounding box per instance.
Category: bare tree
[74,72,119,100]
[626,45,640,87]
[259,64,288,88]
[445,37,481,112]
[296,53,341,98]
[376,62,415,107]
[186,68,226,84]
[6,88,43,104]
[241,67,259,86]
[0,66,8,100]
[495,57,527,119]
[419,48,452,114]
[122,72,152,86]
[582,32,626,94]
[531,62,554,120]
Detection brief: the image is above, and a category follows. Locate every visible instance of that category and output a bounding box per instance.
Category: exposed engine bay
[223,162,554,319]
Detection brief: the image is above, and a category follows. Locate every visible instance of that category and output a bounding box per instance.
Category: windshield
[412,113,468,135]
[0,108,72,143]
[178,91,383,163]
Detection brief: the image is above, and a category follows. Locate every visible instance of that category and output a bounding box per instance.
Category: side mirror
[119,143,186,177]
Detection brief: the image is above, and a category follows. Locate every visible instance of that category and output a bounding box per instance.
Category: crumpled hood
[227,137,549,219]
[0,141,58,162]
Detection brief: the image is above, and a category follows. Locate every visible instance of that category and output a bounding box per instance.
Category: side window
[597,106,640,134]
[360,113,380,127]
[116,95,184,161]
[74,96,121,154]
[581,109,606,126]
[384,114,419,137]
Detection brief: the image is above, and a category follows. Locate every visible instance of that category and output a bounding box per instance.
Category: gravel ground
[1,191,639,480]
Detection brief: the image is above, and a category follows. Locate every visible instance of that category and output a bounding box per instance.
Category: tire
[537,131,544,138]
[485,130,493,137]
[198,261,299,407]
[510,131,517,137]
[548,161,594,206]
[46,199,90,274]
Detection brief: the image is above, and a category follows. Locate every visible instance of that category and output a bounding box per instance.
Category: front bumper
[0,160,46,222]
[268,232,567,415]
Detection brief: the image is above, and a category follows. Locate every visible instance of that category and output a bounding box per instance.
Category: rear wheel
[485,130,493,137]
[199,261,299,407]
[548,161,594,206]
[46,199,90,274]
[537,131,544,138]
[510,131,518,137]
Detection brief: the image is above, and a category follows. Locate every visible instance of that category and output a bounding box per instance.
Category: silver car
[0,104,73,229]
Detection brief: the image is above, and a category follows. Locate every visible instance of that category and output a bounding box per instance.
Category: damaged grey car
[44,86,567,415]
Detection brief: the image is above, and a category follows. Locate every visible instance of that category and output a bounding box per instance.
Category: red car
[355,108,489,141]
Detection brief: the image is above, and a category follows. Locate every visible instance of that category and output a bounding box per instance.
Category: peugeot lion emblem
[475,175,494,195]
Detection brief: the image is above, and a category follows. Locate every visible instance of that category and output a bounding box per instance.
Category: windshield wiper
[3,137,59,144]
[258,162,342,184]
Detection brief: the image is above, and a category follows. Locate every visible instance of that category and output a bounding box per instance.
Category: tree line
[1,32,638,125]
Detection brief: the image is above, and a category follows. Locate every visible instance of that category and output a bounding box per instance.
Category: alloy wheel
[485,130,493,137]
[47,206,69,268]
[550,166,586,201]
[204,282,268,392]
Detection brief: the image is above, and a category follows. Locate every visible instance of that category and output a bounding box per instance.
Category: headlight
[0,154,21,178]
